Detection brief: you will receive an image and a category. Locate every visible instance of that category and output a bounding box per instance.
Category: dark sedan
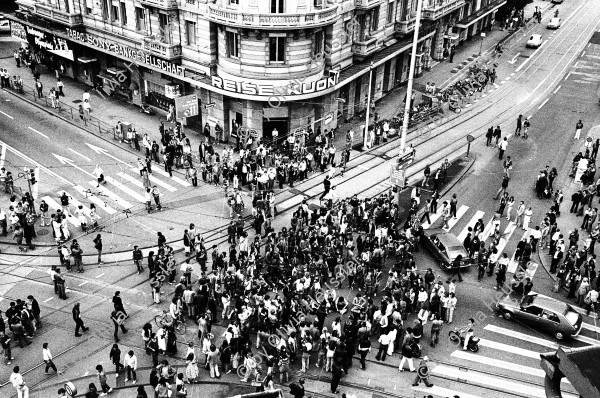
[421,228,470,269]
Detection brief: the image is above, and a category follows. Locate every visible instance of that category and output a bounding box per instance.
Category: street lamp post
[363,61,374,150]
[400,0,424,154]
[479,32,486,55]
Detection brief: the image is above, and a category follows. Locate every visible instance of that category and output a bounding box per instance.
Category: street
[1,0,600,398]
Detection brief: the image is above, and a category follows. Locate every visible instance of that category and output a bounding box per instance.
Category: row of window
[226,0,325,12]
[224,31,319,63]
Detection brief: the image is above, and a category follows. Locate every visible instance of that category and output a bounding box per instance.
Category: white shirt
[124,353,137,369]
[500,140,508,150]
[43,348,53,361]
[10,372,24,388]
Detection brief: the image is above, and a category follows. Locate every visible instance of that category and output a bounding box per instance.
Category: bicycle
[154,311,187,335]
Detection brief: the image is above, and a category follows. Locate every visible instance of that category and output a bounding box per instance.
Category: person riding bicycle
[459,318,475,350]
[159,309,174,328]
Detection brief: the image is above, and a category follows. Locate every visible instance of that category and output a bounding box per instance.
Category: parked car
[526,34,543,48]
[547,17,561,29]
[552,0,564,3]
[0,15,9,33]
[421,228,470,269]
[497,292,583,340]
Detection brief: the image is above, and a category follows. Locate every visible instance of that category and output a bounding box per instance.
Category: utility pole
[362,61,374,150]
[400,0,424,154]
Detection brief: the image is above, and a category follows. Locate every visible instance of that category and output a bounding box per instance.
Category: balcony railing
[32,3,83,27]
[143,40,182,59]
[355,0,384,10]
[394,17,417,35]
[352,35,383,58]
[207,5,338,29]
[422,0,466,20]
[139,0,178,10]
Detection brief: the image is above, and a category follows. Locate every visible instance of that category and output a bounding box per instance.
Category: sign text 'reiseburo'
[211,73,338,97]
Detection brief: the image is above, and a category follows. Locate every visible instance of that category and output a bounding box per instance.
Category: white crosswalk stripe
[444,205,469,232]
[412,385,482,398]
[484,324,560,349]
[104,175,146,203]
[457,210,485,242]
[57,190,99,222]
[495,222,517,254]
[451,350,550,379]
[116,172,146,190]
[141,167,191,187]
[423,207,443,230]
[73,185,117,215]
[88,181,133,209]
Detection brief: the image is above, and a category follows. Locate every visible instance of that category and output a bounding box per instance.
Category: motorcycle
[139,104,155,115]
[449,328,480,352]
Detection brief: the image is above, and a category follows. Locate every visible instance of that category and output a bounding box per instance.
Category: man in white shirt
[10,366,29,398]
[124,350,138,383]
[43,342,61,374]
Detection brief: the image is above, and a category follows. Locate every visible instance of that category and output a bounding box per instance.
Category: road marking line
[528,115,533,120]
[582,322,600,333]
[480,216,496,242]
[481,94,487,98]
[68,148,91,162]
[553,85,562,94]
[478,338,540,359]
[149,167,191,187]
[117,172,145,189]
[43,297,54,303]
[505,76,511,80]
[510,72,515,76]
[88,181,133,209]
[0,110,13,119]
[412,385,482,398]
[501,81,506,85]
[451,350,552,379]
[73,185,117,215]
[42,196,81,227]
[28,126,49,139]
[494,221,517,254]
[78,281,88,286]
[581,51,586,57]
[493,83,499,88]
[96,273,105,278]
[565,71,572,80]
[573,334,600,345]
[574,61,580,68]
[484,324,559,349]
[148,174,177,192]
[538,98,549,109]
[516,40,548,72]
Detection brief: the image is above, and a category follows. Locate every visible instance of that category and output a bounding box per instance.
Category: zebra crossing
[41,166,192,221]
[422,203,539,273]
[412,323,598,398]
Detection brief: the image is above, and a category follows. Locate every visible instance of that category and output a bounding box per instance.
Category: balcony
[31,3,83,27]
[352,34,384,59]
[139,0,178,10]
[422,0,466,20]
[394,17,417,35]
[207,5,338,30]
[143,39,182,60]
[355,0,384,10]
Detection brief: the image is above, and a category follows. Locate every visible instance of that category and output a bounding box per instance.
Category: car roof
[550,17,560,21]
[531,34,542,39]
[525,292,570,312]
[426,229,462,247]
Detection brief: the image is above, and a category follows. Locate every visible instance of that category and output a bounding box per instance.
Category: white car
[547,17,561,29]
[526,34,543,48]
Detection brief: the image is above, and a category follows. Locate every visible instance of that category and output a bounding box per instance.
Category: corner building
[9,0,504,141]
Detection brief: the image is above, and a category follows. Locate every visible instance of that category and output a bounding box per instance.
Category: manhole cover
[37,228,50,236]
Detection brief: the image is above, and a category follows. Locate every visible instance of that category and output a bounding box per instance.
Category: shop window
[313,31,323,57]
[387,1,395,24]
[271,0,284,13]
[269,36,285,63]
[343,20,353,44]
[135,7,146,32]
[226,31,240,58]
[110,4,119,22]
[101,0,109,20]
[120,2,127,25]
[370,6,380,32]
[158,13,172,44]
[63,0,70,13]
[229,0,239,4]
[185,21,197,46]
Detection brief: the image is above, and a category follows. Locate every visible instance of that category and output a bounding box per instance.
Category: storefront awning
[97,71,119,84]
[455,0,506,29]
[444,34,460,40]
[77,57,97,63]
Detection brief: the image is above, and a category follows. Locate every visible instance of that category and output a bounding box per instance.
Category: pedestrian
[27,295,41,329]
[515,115,522,136]
[112,291,128,317]
[374,331,390,361]
[93,234,103,264]
[73,302,89,337]
[289,378,306,398]
[43,342,61,375]
[319,176,331,201]
[124,350,138,384]
[133,245,144,274]
[1,330,13,365]
[152,186,163,211]
[494,175,509,200]
[412,356,434,387]
[330,357,344,394]
[486,126,493,146]
[449,45,455,63]
[523,207,533,230]
[498,137,508,159]
[35,79,43,98]
[493,126,501,146]
[430,314,443,347]
[10,366,29,398]
[441,201,450,229]
[506,196,515,220]
[357,336,371,370]
[95,364,113,395]
[109,343,124,378]
[111,309,128,342]
[575,120,583,140]
[450,193,458,219]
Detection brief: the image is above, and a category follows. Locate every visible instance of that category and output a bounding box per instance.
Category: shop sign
[10,21,27,41]
[211,74,338,97]
[175,94,199,119]
[13,22,74,61]
[164,83,181,99]
[65,28,184,77]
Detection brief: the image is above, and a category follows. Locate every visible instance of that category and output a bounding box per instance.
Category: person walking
[498,137,508,159]
[10,366,29,398]
[124,350,138,384]
[43,342,62,375]
[73,303,88,337]
[133,245,144,274]
[412,356,434,387]
[95,364,113,396]
[515,115,522,136]
[111,309,128,342]
[374,331,390,361]
[515,201,526,227]
[430,315,443,347]
[486,126,493,146]
[319,176,331,201]
[112,291,128,317]
[27,295,42,329]
[357,336,371,370]
[93,234,103,264]
[575,120,583,140]
[523,207,533,230]
[450,193,458,219]
[330,358,344,394]
[494,175,510,200]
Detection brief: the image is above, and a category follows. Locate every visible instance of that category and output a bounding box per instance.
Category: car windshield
[564,309,579,326]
